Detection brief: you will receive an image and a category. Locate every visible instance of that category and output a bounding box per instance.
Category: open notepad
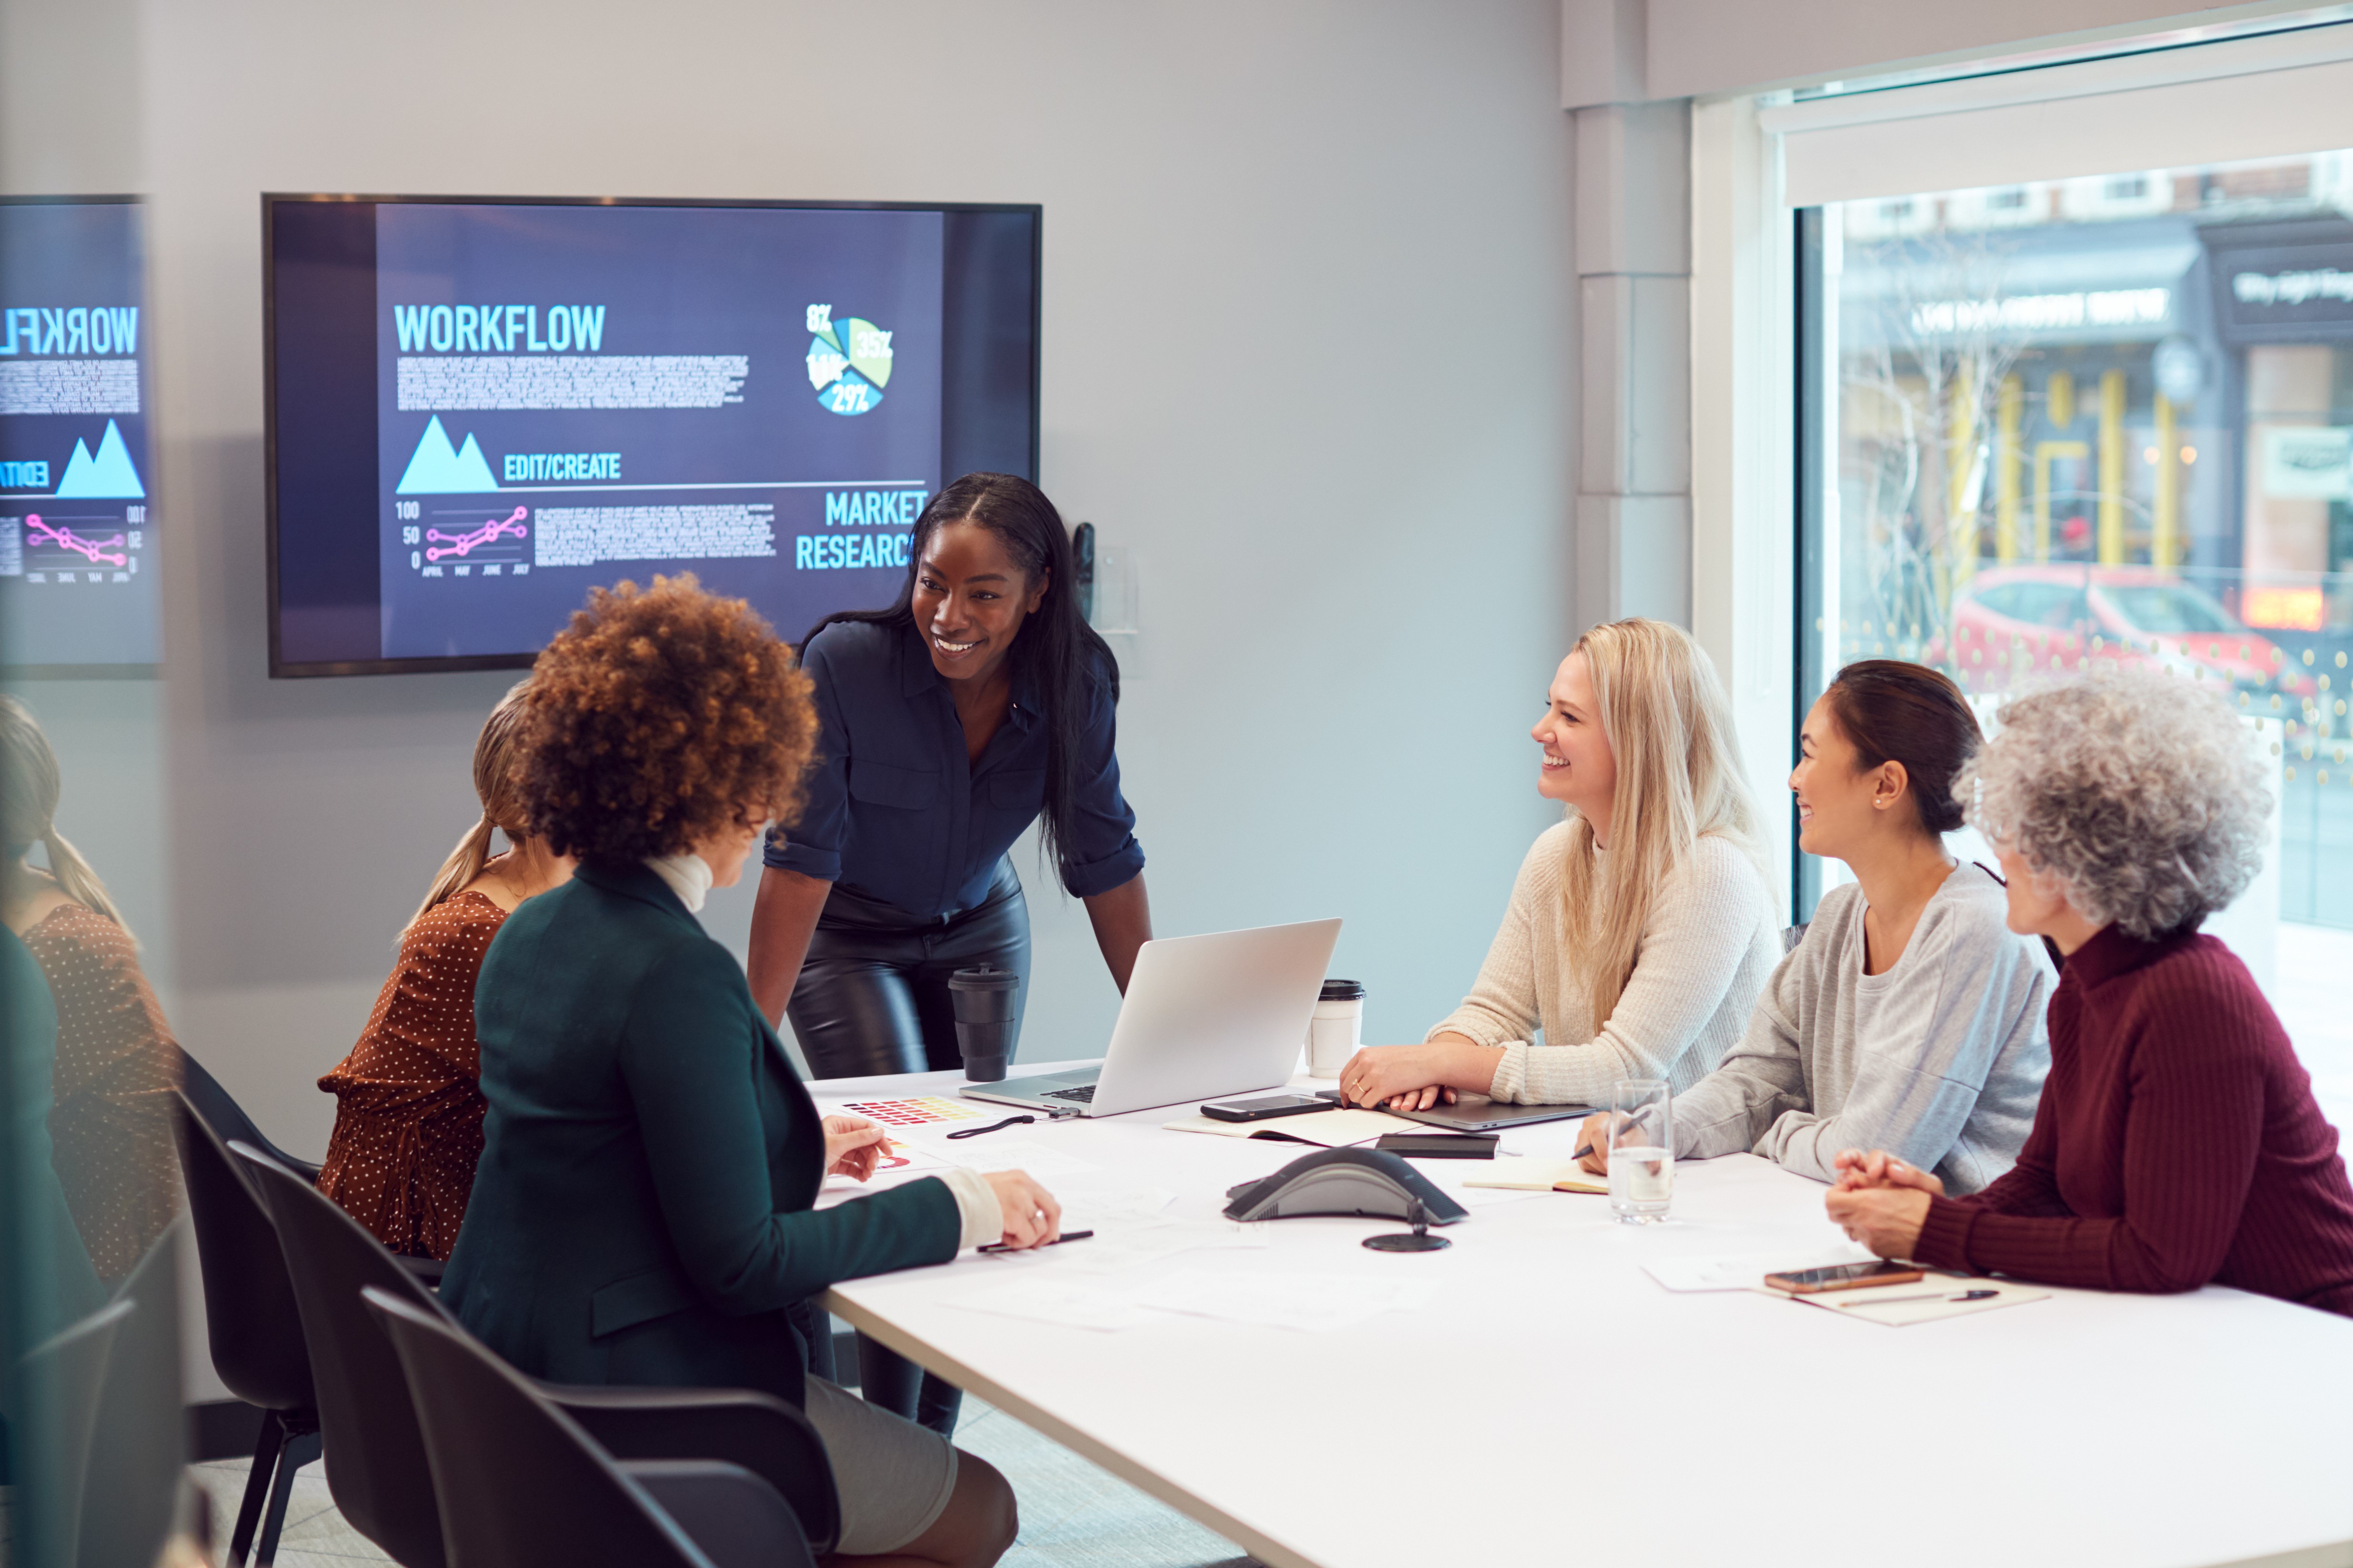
[1461,1159,1609,1196]
[1787,1275,2050,1326]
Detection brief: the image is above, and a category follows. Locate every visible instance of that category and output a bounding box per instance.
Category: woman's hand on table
[1823,1184,1933,1259]
[1338,1039,1497,1111]
[1831,1147,1946,1196]
[822,1115,888,1181]
[1338,1045,1452,1110]
[985,1170,1063,1250]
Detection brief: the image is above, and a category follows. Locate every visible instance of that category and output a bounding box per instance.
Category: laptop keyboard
[1043,1084,1097,1103]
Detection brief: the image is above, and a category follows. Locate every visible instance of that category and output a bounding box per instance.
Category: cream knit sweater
[1426,821,1781,1106]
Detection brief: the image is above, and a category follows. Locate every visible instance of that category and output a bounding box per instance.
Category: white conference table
[815,1061,2353,1568]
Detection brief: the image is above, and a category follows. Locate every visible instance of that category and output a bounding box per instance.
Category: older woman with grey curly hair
[1828,667,2353,1315]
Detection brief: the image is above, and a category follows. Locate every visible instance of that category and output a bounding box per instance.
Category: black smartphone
[1201,1094,1330,1123]
[1374,1132,1499,1159]
[1762,1260,1926,1294]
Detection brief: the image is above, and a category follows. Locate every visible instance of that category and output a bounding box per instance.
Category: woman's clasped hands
[1823,1147,1940,1259]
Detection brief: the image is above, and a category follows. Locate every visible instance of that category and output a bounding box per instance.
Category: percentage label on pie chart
[806,305,893,416]
[426,506,529,562]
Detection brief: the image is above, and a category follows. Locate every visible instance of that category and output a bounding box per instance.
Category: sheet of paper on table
[981,1219,1271,1274]
[1160,1108,1423,1147]
[949,1265,1440,1334]
[939,1138,1106,1177]
[1132,1268,1442,1333]
[817,1137,960,1204]
[1640,1245,1879,1293]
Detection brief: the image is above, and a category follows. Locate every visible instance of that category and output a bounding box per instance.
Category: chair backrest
[168,1090,315,1413]
[79,1224,185,1568]
[178,1048,322,1181]
[235,1142,449,1568]
[7,1299,131,1568]
[364,1287,720,1568]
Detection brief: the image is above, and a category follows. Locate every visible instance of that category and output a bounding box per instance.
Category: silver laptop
[962,918,1342,1117]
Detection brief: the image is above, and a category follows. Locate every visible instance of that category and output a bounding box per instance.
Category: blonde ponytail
[41,826,128,936]
[0,695,132,940]
[404,679,537,934]
[408,815,499,930]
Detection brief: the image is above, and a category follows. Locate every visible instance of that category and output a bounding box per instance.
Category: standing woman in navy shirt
[749,472,1151,1429]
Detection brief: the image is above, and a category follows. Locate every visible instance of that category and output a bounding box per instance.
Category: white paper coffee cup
[1305,980,1366,1078]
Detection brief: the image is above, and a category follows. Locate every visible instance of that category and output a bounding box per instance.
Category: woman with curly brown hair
[443,575,1051,1567]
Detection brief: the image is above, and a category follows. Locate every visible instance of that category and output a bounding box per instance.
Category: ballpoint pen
[1835,1288,1999,1307]
[978,1230,1095,1253]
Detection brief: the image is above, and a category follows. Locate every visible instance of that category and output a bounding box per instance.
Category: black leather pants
[787,860,1031,1077]
[786,861,1030,1437]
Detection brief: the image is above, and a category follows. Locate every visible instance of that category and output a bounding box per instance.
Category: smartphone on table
[1762,1260,1926,1294]
[1202,1094,1330,1123]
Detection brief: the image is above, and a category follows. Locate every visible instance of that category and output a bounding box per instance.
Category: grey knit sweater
[1672,862,2054,1195]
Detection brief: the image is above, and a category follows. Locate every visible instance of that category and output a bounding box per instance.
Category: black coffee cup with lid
[948,966,1021,1083]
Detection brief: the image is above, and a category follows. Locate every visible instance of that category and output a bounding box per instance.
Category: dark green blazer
[441,859,959,1407]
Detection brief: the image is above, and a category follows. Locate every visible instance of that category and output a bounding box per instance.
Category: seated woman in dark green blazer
[442,574,1060,1568]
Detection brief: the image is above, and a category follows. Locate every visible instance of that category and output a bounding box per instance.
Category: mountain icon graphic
[396,415,501,494]
[53,420,145,499]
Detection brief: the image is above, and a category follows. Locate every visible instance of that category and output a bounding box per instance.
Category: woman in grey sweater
[1584,661,2052,1195]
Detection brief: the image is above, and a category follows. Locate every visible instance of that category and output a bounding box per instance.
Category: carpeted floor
[186,1397,1262,1568]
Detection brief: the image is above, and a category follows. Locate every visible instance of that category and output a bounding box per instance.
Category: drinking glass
[1605,1078,1673,1224]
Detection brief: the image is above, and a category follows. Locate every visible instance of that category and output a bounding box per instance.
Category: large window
[1797,147,2353,1127]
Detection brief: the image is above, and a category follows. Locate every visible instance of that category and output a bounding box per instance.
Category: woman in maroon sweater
[1828,669,2353,1315]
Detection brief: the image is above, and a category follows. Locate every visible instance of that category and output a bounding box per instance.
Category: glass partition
[0,195,187,1568]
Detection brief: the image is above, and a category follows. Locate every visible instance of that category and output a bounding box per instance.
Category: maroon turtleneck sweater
[1913,924,2353,1316]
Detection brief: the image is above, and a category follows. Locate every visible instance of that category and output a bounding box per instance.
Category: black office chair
[234,1143,841,1563]
[170,1090,322,1567]
[6,1299,131,1567]
[178,1047,322,1184]
[79,1224,187,1568]
[366,1289,817,1568]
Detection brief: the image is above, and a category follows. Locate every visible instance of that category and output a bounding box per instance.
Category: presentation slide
[0,199,157,668]
[374,204,942,660]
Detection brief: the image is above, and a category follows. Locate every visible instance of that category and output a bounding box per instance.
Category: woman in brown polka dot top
[316,682,572,1261]
[1,696,179,1285]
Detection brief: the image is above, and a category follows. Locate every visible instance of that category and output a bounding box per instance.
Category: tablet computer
[1389,1098,1595,1132]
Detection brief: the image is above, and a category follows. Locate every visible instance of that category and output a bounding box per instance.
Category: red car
[1928,566,2317,704]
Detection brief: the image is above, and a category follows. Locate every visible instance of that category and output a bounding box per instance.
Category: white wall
[104,0,1576,1156]
[1645,0,2314,99]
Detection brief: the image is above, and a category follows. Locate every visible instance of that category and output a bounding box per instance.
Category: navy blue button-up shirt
[764,620,1145,917]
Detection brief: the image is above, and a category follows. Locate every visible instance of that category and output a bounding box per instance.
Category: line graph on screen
[425,505,529,563]
[24,512,128,568]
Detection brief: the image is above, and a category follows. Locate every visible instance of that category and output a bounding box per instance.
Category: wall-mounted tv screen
[265,195,1040,676]
[0,196,157,672]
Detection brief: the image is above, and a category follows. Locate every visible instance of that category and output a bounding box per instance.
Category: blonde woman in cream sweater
[1339,618,1780,1112]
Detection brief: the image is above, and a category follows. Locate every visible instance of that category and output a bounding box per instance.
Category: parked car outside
[1927,565,2318,711]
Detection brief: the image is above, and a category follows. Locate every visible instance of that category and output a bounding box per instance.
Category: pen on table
[978,1230,1094,1254]
[1835,1288,1998,1307]
[947,1115,1036,1140]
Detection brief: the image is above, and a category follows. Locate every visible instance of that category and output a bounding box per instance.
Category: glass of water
[1605,1078,1673,1224]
